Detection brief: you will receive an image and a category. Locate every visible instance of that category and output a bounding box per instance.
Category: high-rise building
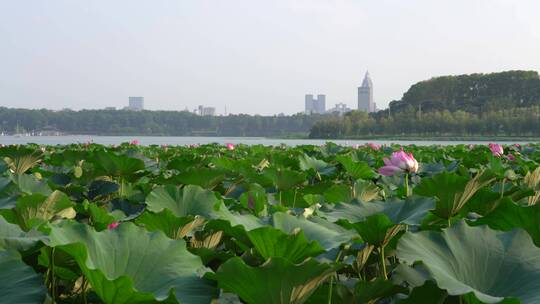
[197,105,216,116]
[128,97,144,111]
[305,94,326,114]
[358,72,376,112]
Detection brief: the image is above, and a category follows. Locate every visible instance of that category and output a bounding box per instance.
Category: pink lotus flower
[378,150,419,176]
[130,140,140,145]
[351,144,360,149]
[367,143,382,151]
[108,222,119,230]
[489,143,504,157]
[226,143,235,150]
[507,154,516,161]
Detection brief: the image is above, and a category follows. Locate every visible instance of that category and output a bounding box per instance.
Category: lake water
[0,135,530,146]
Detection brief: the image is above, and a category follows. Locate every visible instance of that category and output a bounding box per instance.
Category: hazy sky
[1,0,540,115]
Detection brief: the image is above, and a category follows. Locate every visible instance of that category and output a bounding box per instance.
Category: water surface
[0,135,529,146]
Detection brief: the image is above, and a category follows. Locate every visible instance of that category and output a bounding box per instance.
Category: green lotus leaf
[147,184,264,231]
[93,150,146,179]
[216,208,265,231]
[0,176,13,191]
[465,188,505,216]
[48,221,218,304]
[0,249,46,304]
[395,280,448,304]
[0,215,46,251]
[88,180,119,200]
[414,170,495,219]
[348,214,399,246]
[146,184,220,218]
[305,282,355,304]
[354,278,408,303]
[272,212,356,250]
[298,154,335,175]
[0,145,43,174]
[263,168,306,190]
[319,196,435,226]
[239,183,267,215]
[10,173,52,196]
[37,246,81,281]
[397,221,540,303]
[0,196,17,210]
[174,168,226,189]
[354,179,382,202]
[85,202,118,231]
[135,209,196,239]
[110,199,145,220]
[246,226,325,263]
[7,190,75,231]
[472,198,540,246]
[336,155,375,180]
[214,257,339,304]
[323,184,353,204]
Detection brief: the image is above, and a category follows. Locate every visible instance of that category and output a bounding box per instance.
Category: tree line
[0,108,324,137]
[309,107,540,138]
[385,70,540,115]
[310,70,540,138]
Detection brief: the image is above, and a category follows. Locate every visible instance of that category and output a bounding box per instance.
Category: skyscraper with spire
[358,71,376,112]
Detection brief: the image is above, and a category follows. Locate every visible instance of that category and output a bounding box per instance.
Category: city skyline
[1,1,540,115]
[305,71,374,115]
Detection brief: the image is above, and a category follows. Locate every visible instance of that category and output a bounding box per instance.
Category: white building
[327,103,352,115]
[127,97,144,111]
[305,94,326,114]
[358,72,376,112]
[198,105,216,116]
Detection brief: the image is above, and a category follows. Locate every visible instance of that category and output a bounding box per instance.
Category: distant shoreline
[3,134,539,142]
[275,135,540,142]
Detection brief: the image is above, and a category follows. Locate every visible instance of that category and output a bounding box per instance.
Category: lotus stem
[327,274,335,304]
[50,247,56,302]
[500,178,506,199]
[380,246,388,280]
[328,249,343,304]
[404,173,410,197]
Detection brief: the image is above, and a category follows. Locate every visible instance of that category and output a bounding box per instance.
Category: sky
[1,0,540,115]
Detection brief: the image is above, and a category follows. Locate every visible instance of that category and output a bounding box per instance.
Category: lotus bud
[378,150,419,176]
[489,143,504,157]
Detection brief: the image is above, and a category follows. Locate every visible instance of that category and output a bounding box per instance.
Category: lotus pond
[1,142,539,303]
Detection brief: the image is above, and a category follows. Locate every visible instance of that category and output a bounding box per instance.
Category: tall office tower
[305,94,326,114]
[358,71,376,112]
[128,97,144,111]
